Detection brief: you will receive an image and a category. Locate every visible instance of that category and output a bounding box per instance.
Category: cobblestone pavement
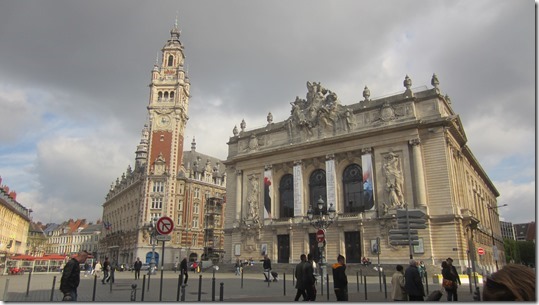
[0,270,481,302]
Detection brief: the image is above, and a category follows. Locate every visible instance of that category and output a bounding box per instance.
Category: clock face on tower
[157,115,171,128]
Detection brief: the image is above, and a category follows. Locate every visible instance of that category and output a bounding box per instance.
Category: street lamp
[466,217,480,300]
[306,196,337,291]
[147,216,159,275]
[487,203,508,271]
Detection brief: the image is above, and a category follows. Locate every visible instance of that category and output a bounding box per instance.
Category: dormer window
[167,55,174,66]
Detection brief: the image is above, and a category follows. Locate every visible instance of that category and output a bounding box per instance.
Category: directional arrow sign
[396,209,425,218]
[390,240,420,246]
[389,229,419,235]
[389,234,419,241]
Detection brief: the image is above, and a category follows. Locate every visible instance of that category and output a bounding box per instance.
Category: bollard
[292,268,295,286]
[197,274,202,301]
[468,269,473,294]
[92,274,97,301]
[159,266,164,301]
[360,269,363,284]
[356,271,359,292]
[424,270,429,295]
[267,270,270,287]
[364,275,368,300]
[220,282,224,301]
[320,271,324,296]
[181,284,186,301]
[110,272,113,293]
[141,275,146,301]
[50,275,57,301]
[177,272,182,301]
[130,284,137,301]
[378,267,382,292]
[3,278,9,302]
[241,269,244,289]
[147,271,151,290]
[212,269,216,301]
[326,274,330,301]
[25,269,32,297]
[383,271,387,300]
[283,273,286,296]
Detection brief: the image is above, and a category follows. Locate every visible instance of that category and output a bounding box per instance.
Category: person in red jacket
[60,250,89,301]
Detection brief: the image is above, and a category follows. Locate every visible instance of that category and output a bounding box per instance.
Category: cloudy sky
[0,0,534,225]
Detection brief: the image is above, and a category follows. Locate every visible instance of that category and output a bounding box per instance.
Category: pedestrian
[109,259,117,283]
[404,259,425,301]
[441,261,458,301]
[102,257,110,284]
[180,257,189,285]
[446,257,461,300]
[133,257,142,280]
[482,264,535,301]
[332,254,348,301]
[418,261,426,283]
[262,255,272,282]
[60,250,89,301]
[294,254,307,301]
[94,261,102,279]
[303,253,316,301]
[234,259,241,276]
[391,264,407,301]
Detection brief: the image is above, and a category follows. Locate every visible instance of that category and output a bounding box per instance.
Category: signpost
[316,229,325,243]
[156,216,174,301]
[477,247,485,256]
[389,207,427,258]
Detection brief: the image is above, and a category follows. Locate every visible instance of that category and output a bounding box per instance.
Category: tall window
[192,217,199,228]
[153,181,164,193]
[167,55,174,66]
[193,203,199,214]
[279,174,294,218]
[194,188,200,199]
[151,197,163,209]
[343,164,365,213]
[309,169,327,214]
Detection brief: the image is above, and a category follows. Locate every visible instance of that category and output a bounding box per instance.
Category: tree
[517,241,535,267]
[503,238,520,263]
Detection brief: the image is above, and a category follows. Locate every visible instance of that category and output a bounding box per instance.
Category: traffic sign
[316,229,325,243]
[155,235,171,241]
[156,216,174,235]
[390,240,420,246]
[477,247,485,256]
[396,209,427,229]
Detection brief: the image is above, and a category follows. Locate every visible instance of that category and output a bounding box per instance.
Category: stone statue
[383,152,405,208]
[247,175,260,224]
[233,125,238,136]
[267,112,273,124]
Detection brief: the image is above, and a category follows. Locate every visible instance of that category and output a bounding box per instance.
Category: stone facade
[223,76,504,275]
[99,22,226,268]
[0,181,31,263]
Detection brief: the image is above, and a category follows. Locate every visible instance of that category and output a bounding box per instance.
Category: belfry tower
[144,20,190,221]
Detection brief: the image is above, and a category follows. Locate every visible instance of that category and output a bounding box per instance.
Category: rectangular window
[192,217,199,228]
[194,187,200,199]
[151,197,163,209]
[153,181,165,193]
[193,204,199,214]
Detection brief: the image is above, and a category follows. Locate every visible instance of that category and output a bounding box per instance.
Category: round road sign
[316,229,325,243]
[477,247,485,256]
[156,216,174,235]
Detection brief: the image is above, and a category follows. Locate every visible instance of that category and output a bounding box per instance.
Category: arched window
[343,164,365,213]
[164,92,169,99]
[158,92,162,101]
[279,174,294,218]
[170,91,175,99]
[309,169,327,214]
[167,55,174,66]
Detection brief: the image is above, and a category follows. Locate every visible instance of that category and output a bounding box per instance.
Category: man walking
[262,255,272,282]
[332,254,348,301]
[180,257,189,285]
[294,254,307,301]
[404,259,425,301]
[134,257,142,280]
[304,254,316,301]
[446,258,461,301]
[102,257,110,284]
[60,250,89,301]
[109,259,117,284]
[391,265,407,301]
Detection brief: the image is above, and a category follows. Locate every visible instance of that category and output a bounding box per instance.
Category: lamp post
[148,216,158,275]
[466,217,480,300]
[487,204,508,271]
[306,196,336,286]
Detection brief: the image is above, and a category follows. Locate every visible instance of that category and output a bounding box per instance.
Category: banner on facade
[293,162,303,216]
[263,169,273,219]
[361,153,375,210]
[325,158,337,212]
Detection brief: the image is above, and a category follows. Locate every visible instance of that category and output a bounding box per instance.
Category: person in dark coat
[442,261,459,301]
[446,258,461,300]
[332,254,348,301]
[133,257,142,280]
[404,259,425,301]
[262,255,272,282]
[303,253,316,301]
[60,250,89,301]
[294,254,307,301]
[180,258,189,285]
[102,257,110,284]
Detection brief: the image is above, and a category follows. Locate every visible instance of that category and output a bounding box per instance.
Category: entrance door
[344,231,361,263]
[277,235,290,263]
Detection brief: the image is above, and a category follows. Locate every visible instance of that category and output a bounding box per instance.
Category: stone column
[409,138,427,208]
[293,160,303,217]
[236,170,243,221]
[325,154,337,212]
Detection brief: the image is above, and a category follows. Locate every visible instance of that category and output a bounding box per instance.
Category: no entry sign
[477,247,485,256]
[156,216,174,235]
[316,229,325,243]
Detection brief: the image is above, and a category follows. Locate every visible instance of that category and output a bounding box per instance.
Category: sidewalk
[0,270,481,302]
